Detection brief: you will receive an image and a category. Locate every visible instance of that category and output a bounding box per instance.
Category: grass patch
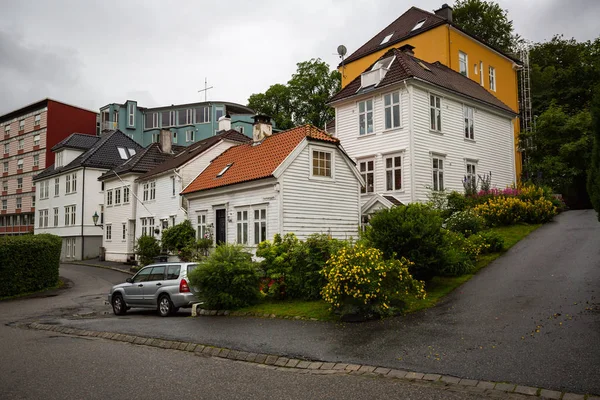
[0,278,64,301]
[403,223,541,314]
[236,300,334,321]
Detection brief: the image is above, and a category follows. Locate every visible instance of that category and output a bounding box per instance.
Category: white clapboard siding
[103,174,139,262]
[180,140,241,187]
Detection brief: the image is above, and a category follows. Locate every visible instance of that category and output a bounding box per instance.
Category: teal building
[99,101,256,146]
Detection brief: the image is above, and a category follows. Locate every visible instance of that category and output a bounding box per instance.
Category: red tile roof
[181,125,338,195]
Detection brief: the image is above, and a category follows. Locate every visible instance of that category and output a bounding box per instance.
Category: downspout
[173,169,188,216]
[447,25,452,68]
[405,81,416,202]
[81,167,85,260]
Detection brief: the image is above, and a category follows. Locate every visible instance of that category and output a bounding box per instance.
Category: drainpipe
[405,81,416,202]
[81,166,85,260]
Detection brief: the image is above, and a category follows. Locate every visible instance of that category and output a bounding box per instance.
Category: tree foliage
[452,0,520,52]
[588,87,600,220]
[247,59,340,130]
[160,220,196,253]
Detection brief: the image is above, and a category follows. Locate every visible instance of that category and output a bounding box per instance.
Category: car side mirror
[126,278,133,283]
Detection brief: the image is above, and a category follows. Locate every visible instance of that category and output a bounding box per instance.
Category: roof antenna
[337,45,347,81]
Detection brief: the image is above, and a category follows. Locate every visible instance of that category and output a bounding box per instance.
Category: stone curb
[64,262,134,276]
[26,322,596,399]
[191,307,320,321]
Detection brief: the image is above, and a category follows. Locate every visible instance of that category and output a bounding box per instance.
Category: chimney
[252,114,273,143]
[218,114,231,132]
[435,4,453,23]
[399,44,415,56]
[159,129,172,154]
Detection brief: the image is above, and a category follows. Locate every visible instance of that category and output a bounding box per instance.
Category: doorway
[215,209,226,245]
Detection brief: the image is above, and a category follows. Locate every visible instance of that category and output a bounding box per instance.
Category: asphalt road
[3,210,598,396]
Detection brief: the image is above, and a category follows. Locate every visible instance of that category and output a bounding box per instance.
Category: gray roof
[51,133,100,151]
[33,130,144,181]
[99,143,186,181]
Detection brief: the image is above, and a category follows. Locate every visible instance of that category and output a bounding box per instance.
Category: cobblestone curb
[26,322,598,399]
[190,306,320,321]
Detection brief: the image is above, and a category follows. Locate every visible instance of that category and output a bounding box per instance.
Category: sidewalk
[64,257,134,275]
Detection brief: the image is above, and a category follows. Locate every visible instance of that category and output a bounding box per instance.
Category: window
[56,152,63,167]
[1,200,6,210]
[459,52,468,76]
[148,217,155,237]
[186,130,195,142]
[464,106,474,140]
[64,205,76,226]
[106,224,112,240]
[254,209,267,245]
[359,160,375,193]
[70,173,77,193]
[178,109,194,125]
[39,209,49,228]
[150,181,156,200]
[122,223,126,240]
[117,147,128,159]
[161,111,175,127]
[33,154,39,167]
[170,216,176,227]
[358,99,374,135]
[141,218,148,236]
[152,133,159,143]
[384,92,401,130]
[65,174,71,193]
[489,66,496,91]
[237,126,244,134]
[195,106,210,123]
[173,131,177,144]
[17,177,23,189]
[312,150,332,177]
[53,208,59,226]
[128,103,135,127]
[123,186,130,203]
[412,19,426,31]
[16,197,21,209]
[466,162,477,188]
[430,94,442,132]
[106,189,113,206]
[236,210,248,244]
[18,139,24,150]
[197,214,207,239]
[215,106,225,122]
[171,176,176,196]
[54,178,59,196]
[65,238,76,258]
[145,112,159,129]
[432,157,444,191]
[3,162,7,172]
[166,265,180,280]
[40,180,49,199]
[385,155,402,191]
[143,183,149,201]
[19,119,25,131]
[115,188,121,204]
[217,163,233,178]
[380,32,394,45]
[17,158,23,170]
[3,143,8,154]
[34,114,40,126]
[2,180,7,191]
[4,124,10,134]
[479,62,484,86]
[32,196,35,208]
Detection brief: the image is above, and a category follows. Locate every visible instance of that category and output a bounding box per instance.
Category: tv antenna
[198,77,213,102]
[337,45,347,79]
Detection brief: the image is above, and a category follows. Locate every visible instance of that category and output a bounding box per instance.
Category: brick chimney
[252,115,273,143]
[399,44,415,56]
[435,4,453,23]
[218,114,231,131]
[159,129,172,154]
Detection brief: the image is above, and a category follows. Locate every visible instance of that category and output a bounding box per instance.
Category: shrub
[160,220,196,254]
[0,234,61,297]
[445,210,486,236]
[321,244,425,317]
[181,238,213,262]
[135,235,161,266]
[524,198,558,224]
[476,231,505,253]
[446,191,468,216]
[188,244,260,309]
[364,203,447,280]
[473,196,558,226]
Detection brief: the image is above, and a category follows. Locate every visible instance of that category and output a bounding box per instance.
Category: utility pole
[198,78,213,102]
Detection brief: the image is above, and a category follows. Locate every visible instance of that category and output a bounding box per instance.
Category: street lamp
[92,211,103,228]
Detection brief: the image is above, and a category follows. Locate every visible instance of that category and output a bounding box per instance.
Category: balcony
[101,121,118,132]
[360,68,388,88]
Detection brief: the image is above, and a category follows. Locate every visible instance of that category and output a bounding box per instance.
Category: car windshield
[187,264,198,275]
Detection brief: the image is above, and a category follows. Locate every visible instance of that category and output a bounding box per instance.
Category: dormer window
[128,148,136,157]
[412,19,426,31]
[217,163,233,178]
[360,56,394,89]
[117,147,129,160]
[380,33,394,45]
[56,151,63,168]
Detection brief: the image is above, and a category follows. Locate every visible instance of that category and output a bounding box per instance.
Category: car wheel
[158,295,174,317]
[112,294,126,316]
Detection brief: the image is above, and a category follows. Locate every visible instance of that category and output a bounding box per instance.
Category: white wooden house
[181,120,363,250]
[328,45,517,216]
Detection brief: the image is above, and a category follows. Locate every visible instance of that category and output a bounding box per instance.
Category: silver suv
[108,262,199,317]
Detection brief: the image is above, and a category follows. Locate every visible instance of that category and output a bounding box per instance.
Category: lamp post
[92,211,103,229]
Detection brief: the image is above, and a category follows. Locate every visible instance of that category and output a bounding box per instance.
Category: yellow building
[339,4,523,179]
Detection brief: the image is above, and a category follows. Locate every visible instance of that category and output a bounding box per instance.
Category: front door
[127,220,136,254]
[216,209,226,245]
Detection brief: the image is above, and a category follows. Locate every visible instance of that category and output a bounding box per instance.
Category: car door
[141,265,166,305]
[163,265,181,295]
[124,267,152,305]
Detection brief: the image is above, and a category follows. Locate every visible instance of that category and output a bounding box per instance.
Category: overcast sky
[1,0,598,116]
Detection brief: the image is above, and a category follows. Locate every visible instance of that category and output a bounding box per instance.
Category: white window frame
[2,180,7,192]
[141,217,148,236]
[123,186,130,203]
[186,130,195,142]
[254,208,267,245]
[128,103,135,127]
[53,207,59,227]
[122,223,126,241]
[106,224,112,241]
[148,217,155,237]
[3,143,8,154]
[66,238,76,258]
[33,154,39,167]
[429,94,442,132]
[466,161,477,188]
[310,148,334,179]
[150,181,156,200]
[236,210,249,245]
[19,119,25,131]
[464,106,474,140]
[358,99,374,136]
[17,158,23,170]
[17,177,23,190]
[65,174,71,194]
[54,178,59,196]
[384,91,401,130]
[17,139,24,150]
[3,162,8,173]
[106,189,113,206]
[432,156,445,191]
[489,66,496,91]
[16,197,22,209]
[34,114,41,126]
[56,152,63,167]
[359,158,375,194]
[384,154,402,192]
[4,124,9,134]
[115,188,121,205]
[380,33,393,45]
[1,199,6,211]
[459,51,468,76]
[197,213,207,239]
[143,183,149,201]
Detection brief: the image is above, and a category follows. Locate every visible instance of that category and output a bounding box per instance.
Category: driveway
[17,210,600,394]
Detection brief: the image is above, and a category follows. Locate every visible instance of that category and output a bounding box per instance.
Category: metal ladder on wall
[519,47,534,168]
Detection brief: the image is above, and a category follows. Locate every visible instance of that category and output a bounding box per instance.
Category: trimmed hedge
[0,234,62,297]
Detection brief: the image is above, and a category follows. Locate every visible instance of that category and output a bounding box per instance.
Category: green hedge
[0,234,62,297]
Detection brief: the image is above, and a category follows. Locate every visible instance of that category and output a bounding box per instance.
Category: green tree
[588,87,600,220]
[452,0,520,52]
[160,220,196,254]
[247,58,340,130]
